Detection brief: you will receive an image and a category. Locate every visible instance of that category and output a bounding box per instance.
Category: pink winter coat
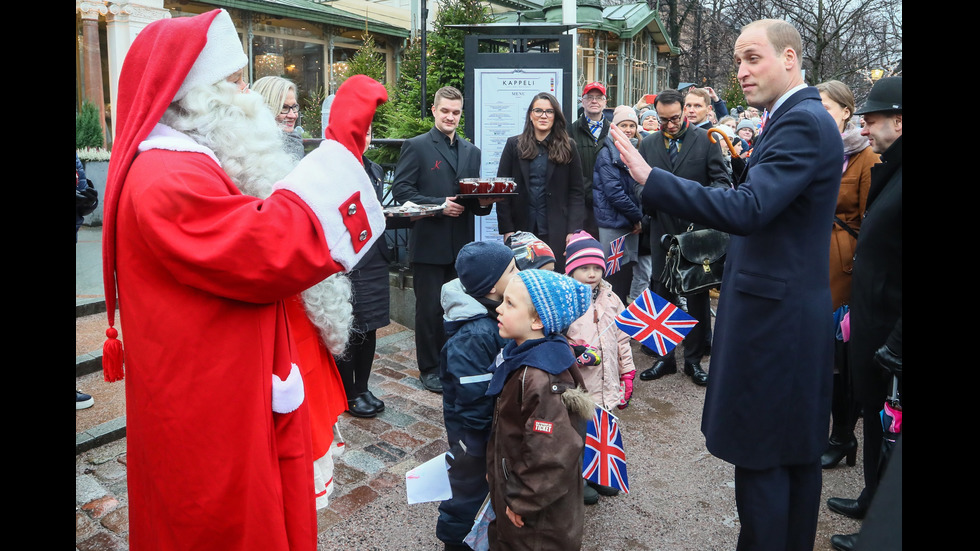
[566,279,636,410]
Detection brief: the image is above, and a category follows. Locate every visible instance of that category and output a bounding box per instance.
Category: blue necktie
[668,139,678,167]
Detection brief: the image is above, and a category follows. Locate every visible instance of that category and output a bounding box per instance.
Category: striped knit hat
[517,269,591,335]
[563,230,606,275]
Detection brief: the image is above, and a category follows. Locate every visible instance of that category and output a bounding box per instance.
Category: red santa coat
[116,130,382,550]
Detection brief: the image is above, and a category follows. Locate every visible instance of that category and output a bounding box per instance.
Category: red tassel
[102,327,125,382]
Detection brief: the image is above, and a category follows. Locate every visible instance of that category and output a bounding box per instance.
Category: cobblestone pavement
[76,319,866,551]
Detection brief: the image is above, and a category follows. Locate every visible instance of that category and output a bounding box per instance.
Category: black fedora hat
[855,76,902,115]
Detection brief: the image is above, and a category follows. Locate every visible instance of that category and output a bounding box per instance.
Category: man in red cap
[568,81,609,237]
[100,9,387,550]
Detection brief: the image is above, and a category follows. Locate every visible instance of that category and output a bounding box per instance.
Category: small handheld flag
[605,234,627,277]
[614,289,698,356]
[583,406,629,493]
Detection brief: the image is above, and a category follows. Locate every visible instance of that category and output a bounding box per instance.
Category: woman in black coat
[336,127,410,418]
[495,92,585,273]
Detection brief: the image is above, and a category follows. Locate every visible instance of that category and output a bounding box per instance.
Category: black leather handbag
[660,224,729,296]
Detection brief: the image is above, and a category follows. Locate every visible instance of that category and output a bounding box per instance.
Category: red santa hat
[323,75,388,165]
[101,9,246,382]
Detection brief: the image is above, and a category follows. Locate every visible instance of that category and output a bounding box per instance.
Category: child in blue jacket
[437,240,519,551]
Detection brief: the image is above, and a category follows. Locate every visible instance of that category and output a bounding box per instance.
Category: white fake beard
[162,81,353,355]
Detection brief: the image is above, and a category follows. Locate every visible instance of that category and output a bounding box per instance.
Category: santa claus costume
[100,10,387,550]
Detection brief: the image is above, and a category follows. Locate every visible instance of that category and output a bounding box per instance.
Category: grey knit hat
[516,269,591,335]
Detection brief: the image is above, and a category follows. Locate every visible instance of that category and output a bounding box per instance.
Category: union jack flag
[583,406,629,493]
[605,234,627,277]
[615,289,698,356]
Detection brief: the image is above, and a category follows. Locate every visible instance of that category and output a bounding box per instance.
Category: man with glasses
[569,82,609,237]
[635,88,730,387]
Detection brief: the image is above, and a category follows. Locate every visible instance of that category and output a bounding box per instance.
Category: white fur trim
[175,10,248,102]
[271,362,305,414]
[139,124,221,166]
[272,140,385,271]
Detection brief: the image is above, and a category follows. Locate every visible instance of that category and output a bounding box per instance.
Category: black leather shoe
[684,362,708,386]
[639,360,677,381]
[419,371,443,393]
[821,435,857,469]
[830,533,858,551]
[827,497,867,520]
[362,390,385,413]
[347,394,378,418]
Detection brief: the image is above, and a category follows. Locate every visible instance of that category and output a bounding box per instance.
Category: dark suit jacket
[639,87,842,469]
[637,124,731,276]
[391,127,488,265]
[495,134,585,273]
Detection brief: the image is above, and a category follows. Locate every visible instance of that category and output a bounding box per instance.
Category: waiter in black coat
[826,76,902,551]
[392,86,492,394]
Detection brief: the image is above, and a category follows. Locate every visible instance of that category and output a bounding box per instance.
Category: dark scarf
[485,333,575,397]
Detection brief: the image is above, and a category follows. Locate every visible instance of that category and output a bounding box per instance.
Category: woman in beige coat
[817,80,879,469]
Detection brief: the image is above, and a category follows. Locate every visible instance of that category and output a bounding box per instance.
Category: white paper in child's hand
[405,452,453,504]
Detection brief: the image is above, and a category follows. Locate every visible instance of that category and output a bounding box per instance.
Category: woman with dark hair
[495,92,586,272]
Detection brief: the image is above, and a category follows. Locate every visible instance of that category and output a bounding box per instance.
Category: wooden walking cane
[706,128,740,157]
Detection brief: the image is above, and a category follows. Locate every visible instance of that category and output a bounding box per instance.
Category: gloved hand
[618,370,636,409]
[873,344,902,381]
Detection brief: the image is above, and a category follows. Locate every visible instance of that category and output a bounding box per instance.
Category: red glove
[618,370,635,409]
[323,75,388,164]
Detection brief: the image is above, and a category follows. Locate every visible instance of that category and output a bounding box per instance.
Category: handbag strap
[833,216,859,240]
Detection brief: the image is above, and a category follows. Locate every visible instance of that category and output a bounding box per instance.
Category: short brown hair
[816,80,855,126]
[433,86,463,108]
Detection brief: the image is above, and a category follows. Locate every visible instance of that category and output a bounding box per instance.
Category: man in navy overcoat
[612,19,842,550]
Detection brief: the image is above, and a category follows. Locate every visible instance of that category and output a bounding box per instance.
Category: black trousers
[648,278,711,366]
[335,329,377,398]
[733,461,822,551]
[412,262,456,375]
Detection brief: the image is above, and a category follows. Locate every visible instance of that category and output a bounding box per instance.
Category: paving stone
[410,404,445,425]
[349,416,392,435]
[368,471,404,492]
[375,409,417,428]
[408,421,446,441]
[364,441,407,463]
[76,532,128,551]
[93,456,129,482]
[379,430,425,451]
[340,449,387,475]
[76,510,101,542]
[374,391,410,411]
[316,507,343,532]
[413,440,449,464]
[372,366,406,380]
[81,495,120,518]
[76,474,108,504]
[101,505,129,534]
[333,462,367,486]
[328,485,380,520]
